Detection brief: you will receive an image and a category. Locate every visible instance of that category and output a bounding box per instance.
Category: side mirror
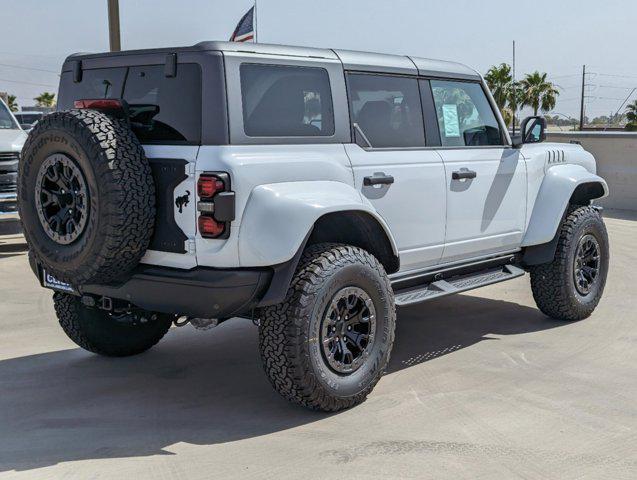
[520,116,547,145]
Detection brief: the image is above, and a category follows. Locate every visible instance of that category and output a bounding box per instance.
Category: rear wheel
[53,293,173,357]
[530,205,609,321]
[259,244,396,411]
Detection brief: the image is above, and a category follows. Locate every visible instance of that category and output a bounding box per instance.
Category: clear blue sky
[3,0,637,118]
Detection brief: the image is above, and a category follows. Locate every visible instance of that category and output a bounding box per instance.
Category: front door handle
[452,169,477,180]
[364,173,395,186]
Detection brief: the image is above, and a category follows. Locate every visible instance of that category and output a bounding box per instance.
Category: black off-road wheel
[259,244,396,412]
[18,109,155,285]
[530,205,609,321]
[53,293,173,357]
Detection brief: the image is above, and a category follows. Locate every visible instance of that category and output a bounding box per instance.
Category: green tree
[484,63,522,127]
[484,63,513,111]
[520,72,559,116]
[626,100,637,131]
[34,92,56,108]
[7,95,18,112]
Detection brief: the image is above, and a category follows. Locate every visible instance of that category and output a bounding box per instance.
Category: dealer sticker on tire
[42,270,76,294]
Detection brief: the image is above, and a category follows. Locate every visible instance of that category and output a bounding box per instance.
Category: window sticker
[442,104,461,137]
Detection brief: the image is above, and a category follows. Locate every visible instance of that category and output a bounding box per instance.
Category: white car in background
[0,98,27,216]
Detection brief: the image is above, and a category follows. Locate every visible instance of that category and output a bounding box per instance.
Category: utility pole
[579,65,586,131]
[107,0,121,52]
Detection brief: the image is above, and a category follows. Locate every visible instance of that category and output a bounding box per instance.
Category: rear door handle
[452,169,477,180]
[364,173,395,186]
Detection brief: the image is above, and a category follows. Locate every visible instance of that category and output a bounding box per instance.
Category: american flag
[230,6,255,42]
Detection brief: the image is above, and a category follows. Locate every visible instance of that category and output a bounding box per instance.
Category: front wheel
[259,244,396,411]
[53,293,173,357]
[530,205,609,321]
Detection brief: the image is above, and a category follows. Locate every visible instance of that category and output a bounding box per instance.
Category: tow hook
[174,316,225,331]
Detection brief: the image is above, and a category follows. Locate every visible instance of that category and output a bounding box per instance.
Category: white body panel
[344,144,446,272]
[0,128,27,152]
[239,181,397,266]
[195,144,359,267]
[139,140,606,271]
[437,147,527,262]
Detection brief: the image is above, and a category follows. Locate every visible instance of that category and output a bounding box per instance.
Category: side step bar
[394,264,525,307]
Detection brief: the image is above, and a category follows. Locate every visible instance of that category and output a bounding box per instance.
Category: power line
[597,73,637,80]
[0,77,58,88]
[0,63,59,75]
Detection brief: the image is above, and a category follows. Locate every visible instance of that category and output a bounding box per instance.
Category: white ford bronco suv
[18,42,609,411]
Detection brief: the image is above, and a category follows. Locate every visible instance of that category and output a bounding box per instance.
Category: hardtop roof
[64,41,480,79]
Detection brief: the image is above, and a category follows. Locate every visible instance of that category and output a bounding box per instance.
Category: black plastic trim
[213,192,235,221]
[148,158,188,253]
[79,264,272,318]
[72,60,82,83]
[392,254,520,292]
[257,230,311,306]
[164,53,177,77]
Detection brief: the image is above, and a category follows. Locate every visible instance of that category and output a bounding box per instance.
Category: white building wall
[547,132,637,211]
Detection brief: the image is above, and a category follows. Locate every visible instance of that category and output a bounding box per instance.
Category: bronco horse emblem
[175,190,190,213]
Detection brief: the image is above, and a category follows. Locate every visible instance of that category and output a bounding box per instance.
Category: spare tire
[18,109,155,285]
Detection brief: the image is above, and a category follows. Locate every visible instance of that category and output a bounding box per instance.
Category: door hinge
[186,239,196,254]
[187,162,196,176]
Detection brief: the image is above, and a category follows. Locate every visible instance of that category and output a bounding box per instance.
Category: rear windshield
[58,63,202,144]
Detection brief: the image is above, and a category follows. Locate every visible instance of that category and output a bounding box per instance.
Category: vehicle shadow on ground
[0,294,563,472]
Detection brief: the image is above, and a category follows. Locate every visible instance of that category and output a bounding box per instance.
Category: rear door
[344,73,446,272]
[57,62,202,269]
[122,64,202,268]
[428,79,527,263]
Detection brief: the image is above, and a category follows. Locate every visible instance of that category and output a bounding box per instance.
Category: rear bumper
[30,256,273,318]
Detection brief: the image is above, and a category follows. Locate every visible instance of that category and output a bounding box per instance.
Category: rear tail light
[196,172,234,239]
[197,175,225,199]
[198,215,225,237]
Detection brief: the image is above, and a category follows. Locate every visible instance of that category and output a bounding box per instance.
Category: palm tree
[484,63,524,128]
[34,92,56,108]
[626,100,637,131]
[7,95,18,112]
[484,63,513,112]
[520,72,559,116]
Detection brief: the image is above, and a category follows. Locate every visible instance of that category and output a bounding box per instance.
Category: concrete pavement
[0,211,635,479]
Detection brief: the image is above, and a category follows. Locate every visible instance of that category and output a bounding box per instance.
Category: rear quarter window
[240,63,335,137]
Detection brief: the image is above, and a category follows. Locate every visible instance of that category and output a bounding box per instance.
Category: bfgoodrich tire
[530,205,609,321]
[259,244,396,411]
[53,292,173,357]
[18,109,155,285]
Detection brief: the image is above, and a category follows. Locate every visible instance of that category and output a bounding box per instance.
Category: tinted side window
[240,64,334,137]
[430,80,503,147]
[123,64,201,143]
[347,73,425,148]
[57,68,127,109]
